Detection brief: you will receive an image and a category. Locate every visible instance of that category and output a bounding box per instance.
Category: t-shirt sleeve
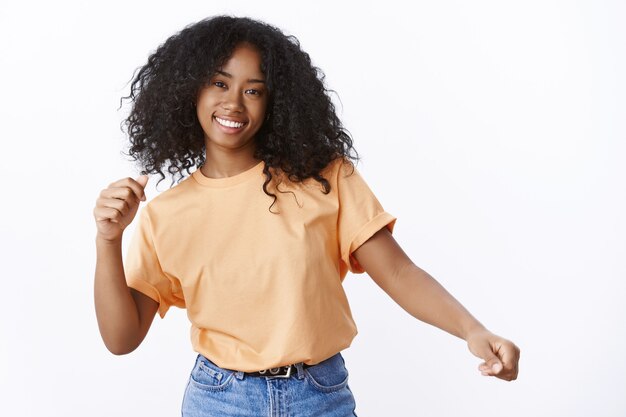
[335,160,397,274]
[124,206,185,318]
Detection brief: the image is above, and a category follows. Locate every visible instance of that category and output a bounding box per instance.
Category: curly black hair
[120,15,358,208]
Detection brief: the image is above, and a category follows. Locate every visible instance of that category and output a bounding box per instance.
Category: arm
[352,227,520,381]
[93,176,159,355]
[94,237,159,355]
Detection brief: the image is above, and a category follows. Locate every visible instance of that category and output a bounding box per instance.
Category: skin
[93,174,156,355]
[352,229,520,381]
[93,42,520,380]
[195,42,268,178]
[93,43,268,354]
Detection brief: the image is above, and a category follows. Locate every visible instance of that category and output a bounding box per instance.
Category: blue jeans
[181,351,359,416]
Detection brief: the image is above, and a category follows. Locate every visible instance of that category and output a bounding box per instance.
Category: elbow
[103,337,139,356]
[107,346,134,356]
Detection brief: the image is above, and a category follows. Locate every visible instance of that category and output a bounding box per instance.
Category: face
[195,43,268,155]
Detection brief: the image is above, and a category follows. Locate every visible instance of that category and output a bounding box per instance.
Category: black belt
[246,363,312,378]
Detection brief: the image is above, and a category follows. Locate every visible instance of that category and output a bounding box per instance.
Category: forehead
[217,43,264,77]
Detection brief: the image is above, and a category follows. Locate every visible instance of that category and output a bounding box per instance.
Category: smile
[214,116,247,129]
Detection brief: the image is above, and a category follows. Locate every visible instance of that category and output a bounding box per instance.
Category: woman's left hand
[466,329,520,381]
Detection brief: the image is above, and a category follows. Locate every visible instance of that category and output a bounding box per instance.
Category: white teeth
[215,116,245,128]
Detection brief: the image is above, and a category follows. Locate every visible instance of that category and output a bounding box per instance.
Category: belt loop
[294,362,305,380]
[235,370,245,380]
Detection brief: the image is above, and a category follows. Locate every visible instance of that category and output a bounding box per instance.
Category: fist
[93,175,149,242]
[466,328,520,381]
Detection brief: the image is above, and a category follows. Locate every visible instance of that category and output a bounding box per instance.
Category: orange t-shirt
[124,158,396,372]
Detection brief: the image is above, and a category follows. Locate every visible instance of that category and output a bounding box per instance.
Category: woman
[93,15,519,416]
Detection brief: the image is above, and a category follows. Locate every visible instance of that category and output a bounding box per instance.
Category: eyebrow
[215,70,266,84]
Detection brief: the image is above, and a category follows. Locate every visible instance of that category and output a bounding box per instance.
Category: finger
[498,342,521,380]
[500,341,521,368]
[480,349,520,380]
[96,197,132,218]
[100,185,139,204]
[99,187,141,206]
[94,206,124,223]
[472,342,503,376]
[478,360,503,376]
[135,174,149,189]
[135,175,148,200]
[107,176,148,202]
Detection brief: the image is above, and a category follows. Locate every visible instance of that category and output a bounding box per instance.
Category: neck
[201,150,261,179]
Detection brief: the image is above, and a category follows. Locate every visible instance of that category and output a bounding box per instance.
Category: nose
[221,89,244,112]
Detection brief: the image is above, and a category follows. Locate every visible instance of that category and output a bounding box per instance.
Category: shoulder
[142,173,196,217]
[321,157,357,183]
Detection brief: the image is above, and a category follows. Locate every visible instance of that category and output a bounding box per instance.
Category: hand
[93,175,149,242]
[466,328,520,381]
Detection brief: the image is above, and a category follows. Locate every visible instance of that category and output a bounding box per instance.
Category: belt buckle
[258,365,293,378]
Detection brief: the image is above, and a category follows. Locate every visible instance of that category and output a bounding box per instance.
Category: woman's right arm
[93,176,159,355]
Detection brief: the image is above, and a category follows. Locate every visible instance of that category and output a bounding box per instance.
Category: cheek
[196,97,219,122]
[197,98,215,112]
[196,107,208,124]
[253,101,268,122]
[196,107,215,132]
[196,89,218,109]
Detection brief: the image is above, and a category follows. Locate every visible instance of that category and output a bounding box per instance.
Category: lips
[214,116,247,129]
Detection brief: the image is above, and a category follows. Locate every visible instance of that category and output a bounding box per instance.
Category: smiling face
[196,43,268,157]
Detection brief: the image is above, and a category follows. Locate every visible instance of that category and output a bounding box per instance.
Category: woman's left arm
[352,227,520,381]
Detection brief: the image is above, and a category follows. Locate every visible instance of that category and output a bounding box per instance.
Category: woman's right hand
[93,175,149,242]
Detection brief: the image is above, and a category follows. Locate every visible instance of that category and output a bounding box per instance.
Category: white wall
[1,0,624,416]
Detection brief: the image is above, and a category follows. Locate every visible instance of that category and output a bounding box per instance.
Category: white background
[1,0,624,416]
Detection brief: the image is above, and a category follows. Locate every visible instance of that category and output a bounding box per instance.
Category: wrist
[460,321,488,341]
[95,235,122,247]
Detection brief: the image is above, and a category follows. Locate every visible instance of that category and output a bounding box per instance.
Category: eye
[245,89,261,96]
[213,81,226,88]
